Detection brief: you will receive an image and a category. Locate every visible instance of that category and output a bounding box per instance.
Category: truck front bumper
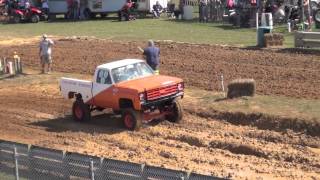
[141,92,184,109]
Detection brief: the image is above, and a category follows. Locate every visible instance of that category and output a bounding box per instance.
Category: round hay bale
[227,79,256,99]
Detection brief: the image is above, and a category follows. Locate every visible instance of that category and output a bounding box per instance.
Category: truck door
[92,69,113,108]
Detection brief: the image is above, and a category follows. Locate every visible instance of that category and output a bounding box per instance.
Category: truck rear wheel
[166,100,183,123]
[72,100,91,122]
[122,109,142,131]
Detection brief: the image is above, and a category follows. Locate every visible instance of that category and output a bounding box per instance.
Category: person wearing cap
[138,40,160,75]
[39,34,54,74]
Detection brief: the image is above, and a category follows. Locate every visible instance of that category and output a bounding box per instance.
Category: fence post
[140,163,145,178]
[3,57,7,74]
[220,74,225,92]
[13,147,19,180]
[18,59,22,74]
[0,58,3,74]
[62,152,69,179]
[90,158,94,180]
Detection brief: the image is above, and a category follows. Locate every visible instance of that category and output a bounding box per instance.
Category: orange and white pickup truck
[60,59,184,130]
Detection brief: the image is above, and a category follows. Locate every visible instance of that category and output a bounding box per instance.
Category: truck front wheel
[166,100,183,123]
[72,100,91,122]
[122,109,142,131]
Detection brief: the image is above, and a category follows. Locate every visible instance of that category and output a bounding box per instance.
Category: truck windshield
[111,62,154,83]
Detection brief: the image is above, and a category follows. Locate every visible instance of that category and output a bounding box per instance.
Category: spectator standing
[118,0,133,21]
[67,0,73,19]
[179,0,185,18]
[19,0,25,9]
[303,0,312,30]
[73,0,80,20]
[138,40,160,74]
[39,34,54,74]
[41,0,49,19]
[24,0,30,14]
[199,0,208,22]
[152,1,163,18]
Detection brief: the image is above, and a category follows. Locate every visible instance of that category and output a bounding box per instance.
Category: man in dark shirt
[152,1,163,18]
[138,40,160,74]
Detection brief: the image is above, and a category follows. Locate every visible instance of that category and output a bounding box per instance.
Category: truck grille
[146,84,178,101]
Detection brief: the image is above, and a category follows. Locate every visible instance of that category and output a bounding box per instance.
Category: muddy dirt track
[0,72,319,179]
[0,39,320,179]
[0,38,319,99]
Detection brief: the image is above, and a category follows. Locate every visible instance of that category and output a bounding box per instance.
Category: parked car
[60,59,184,130]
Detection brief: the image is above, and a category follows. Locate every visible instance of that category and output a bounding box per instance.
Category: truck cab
[60,59,184,130]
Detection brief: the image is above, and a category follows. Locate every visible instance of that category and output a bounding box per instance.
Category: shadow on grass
[46,16,119,23]
[163,18,246,30]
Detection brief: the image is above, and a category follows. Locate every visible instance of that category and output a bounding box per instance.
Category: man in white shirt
[39,34,54,74]
[41,0,49,20]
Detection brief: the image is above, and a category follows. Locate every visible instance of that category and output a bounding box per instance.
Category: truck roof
[97,59,145,70]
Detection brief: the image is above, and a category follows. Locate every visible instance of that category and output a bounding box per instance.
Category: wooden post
[3,58,7,74]
[8,61,15,75]
[0,58,3,75]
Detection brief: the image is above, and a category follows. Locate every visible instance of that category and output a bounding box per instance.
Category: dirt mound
[186,108,320,137]
[245,131,320,148]
[167,134,207,147]
[209,140,267,158]
[0,39,319,99]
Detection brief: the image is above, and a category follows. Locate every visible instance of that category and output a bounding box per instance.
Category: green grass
[0,18,294,47]
[185,89,320,121]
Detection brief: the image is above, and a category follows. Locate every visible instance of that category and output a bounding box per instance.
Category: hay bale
[227,79,256,99]
[264,33,284,47]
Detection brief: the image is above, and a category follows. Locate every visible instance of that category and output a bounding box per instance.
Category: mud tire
[122,109,142,131]
[166,100,183,123]
[72,100,91,122]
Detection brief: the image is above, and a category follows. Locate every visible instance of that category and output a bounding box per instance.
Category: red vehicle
[10,6,42,23]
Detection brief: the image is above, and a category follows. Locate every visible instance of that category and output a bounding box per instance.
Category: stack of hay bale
[264,33,284,47]
[227,79,256,99]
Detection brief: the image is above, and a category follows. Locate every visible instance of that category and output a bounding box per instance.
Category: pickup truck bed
[60,78,93,103]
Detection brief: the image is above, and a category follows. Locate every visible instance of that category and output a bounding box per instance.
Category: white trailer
[48,0,126,19]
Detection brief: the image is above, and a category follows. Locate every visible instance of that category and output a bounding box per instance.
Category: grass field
[0,18,294,47]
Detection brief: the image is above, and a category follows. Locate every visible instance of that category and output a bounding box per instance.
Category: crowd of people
[118,0,164,21]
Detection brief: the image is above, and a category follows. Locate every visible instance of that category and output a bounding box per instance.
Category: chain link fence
[0,140,225,180]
